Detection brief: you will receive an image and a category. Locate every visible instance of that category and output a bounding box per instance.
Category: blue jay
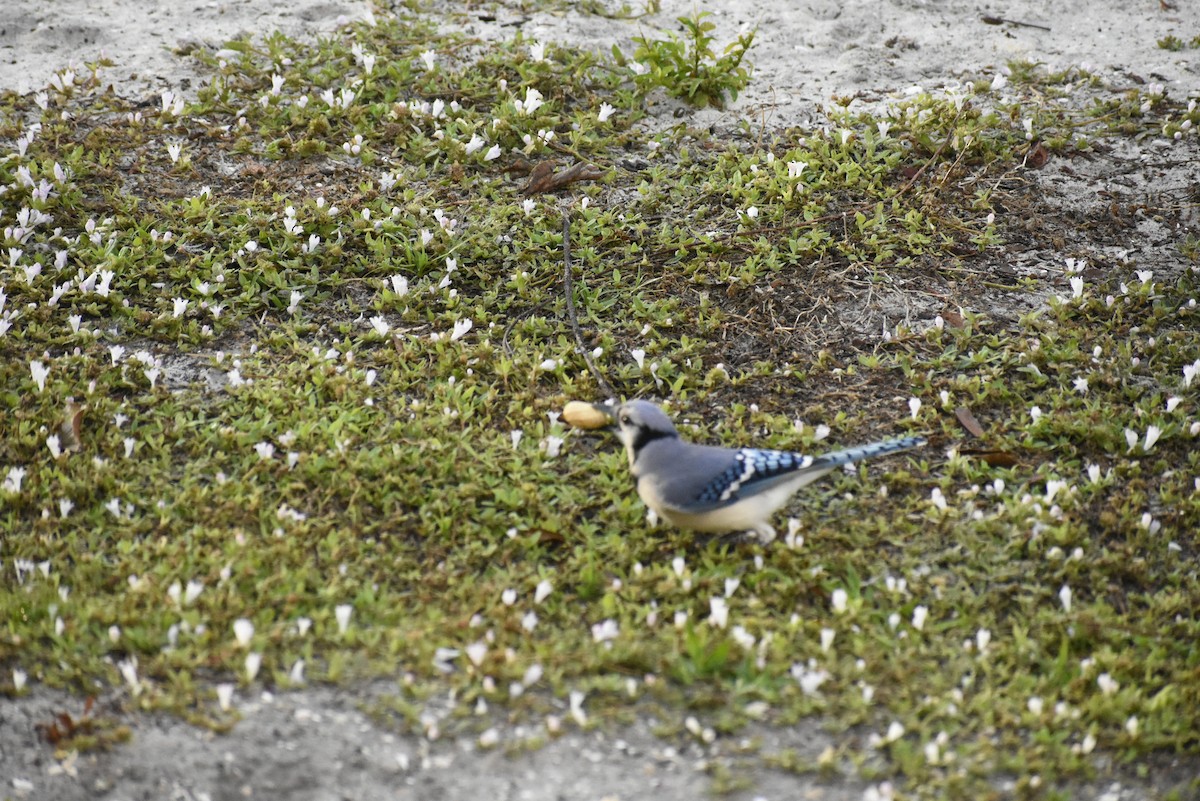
[607,400,924,542]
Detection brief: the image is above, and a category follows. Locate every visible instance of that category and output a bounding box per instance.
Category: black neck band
[632,427,676,455]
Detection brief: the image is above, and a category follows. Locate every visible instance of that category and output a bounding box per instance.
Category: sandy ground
[2,1,1200,799]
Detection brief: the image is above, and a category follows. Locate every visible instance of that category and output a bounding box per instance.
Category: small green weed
[621,12,755,108]
[1157,34,1200,51]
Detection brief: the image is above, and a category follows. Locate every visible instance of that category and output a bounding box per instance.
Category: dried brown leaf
[1025,142,1050,169]
[60,400,87,451]
[955,406,986,438]
[961,449,1020,468]
[523,161,604,195]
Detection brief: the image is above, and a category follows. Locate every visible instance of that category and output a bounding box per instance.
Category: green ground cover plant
[1,10,1198,798]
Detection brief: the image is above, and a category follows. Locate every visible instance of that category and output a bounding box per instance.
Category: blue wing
[694,436,926,508]
[695,448,818,505]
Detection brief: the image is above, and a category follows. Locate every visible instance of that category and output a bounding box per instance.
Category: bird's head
[613,400,679,464]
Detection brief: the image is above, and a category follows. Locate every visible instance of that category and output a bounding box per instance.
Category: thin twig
[562,212,615,397]
[980,15,1051,32]
[895,106,964,197]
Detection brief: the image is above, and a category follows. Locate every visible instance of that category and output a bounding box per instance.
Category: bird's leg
[750,523,777,545]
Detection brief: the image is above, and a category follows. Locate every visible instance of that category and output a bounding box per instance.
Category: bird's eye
[619,414,631,426]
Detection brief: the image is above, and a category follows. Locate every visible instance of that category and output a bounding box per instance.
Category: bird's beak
[595,402,618,430]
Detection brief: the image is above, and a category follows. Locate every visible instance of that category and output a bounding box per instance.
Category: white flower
[184,581,204,605]
[465,641,488,666]
[501,588,517,606]
[528,41,545,62]
[519,87,544,116]
[1166,397,1181,413]
[524,664,543,687]
[254,442,275,460]
[172,297,188,318]
[233,618,254,647]
[1059,584,1072,612]
[450,319,473,341]
[1027,696,1044,715]
[788,161,807,179]
[976,628,991,652]
[335,604,353,634]
[420,50,436,71]
[597,102,615,122]
[912,605,928,631]
[930,487,947,511]
[118,658,140,695]
[591,619,619,643]
[370,316,389,336]
[244,652,262,680]
[1097,672,1119,696]
[569,690,587,726]
[885,721,905,742]
[521,611,538,631]
[535,580,553,603]
[908,397,921,420]
[484,144,501,161]
[30,360,48,392]
[831,588,848,614]
[1143,425,1162,451]
[790,660,829,696]
[1184,361,1199,387]
[730,626,756,650]
[709,597,729,629]
[13,669,27,691]
[630,349,646,369]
